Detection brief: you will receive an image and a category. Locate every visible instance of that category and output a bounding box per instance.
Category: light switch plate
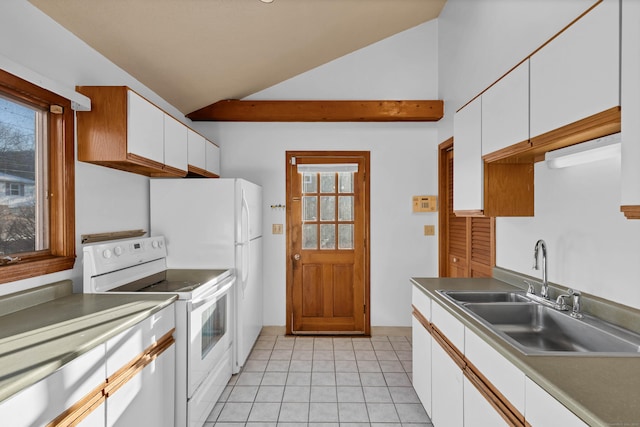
[424,225,435,236]
[272,224,283,234]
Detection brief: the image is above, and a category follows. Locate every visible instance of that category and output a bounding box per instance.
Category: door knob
[293,253,301,261]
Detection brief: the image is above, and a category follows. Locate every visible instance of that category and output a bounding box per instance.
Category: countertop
[0,280,176,403]
[411,273,640,427]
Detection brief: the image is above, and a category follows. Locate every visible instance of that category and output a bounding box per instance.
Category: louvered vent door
[447,150,469,277]
[470,217,495,277]
[440,141,495,278]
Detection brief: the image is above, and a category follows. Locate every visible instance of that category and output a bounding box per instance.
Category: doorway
[286,151,370,335]
[438,139,495,277]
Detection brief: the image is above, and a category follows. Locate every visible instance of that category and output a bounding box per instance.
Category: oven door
[188,276,234,397]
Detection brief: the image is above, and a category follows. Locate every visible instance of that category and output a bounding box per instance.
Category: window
[0,69,75,283]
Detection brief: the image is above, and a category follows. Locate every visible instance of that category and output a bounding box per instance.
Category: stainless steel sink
[440,290,530,303]
[464,302,640,356]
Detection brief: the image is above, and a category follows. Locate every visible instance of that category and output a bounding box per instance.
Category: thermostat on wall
[413,195,437,212]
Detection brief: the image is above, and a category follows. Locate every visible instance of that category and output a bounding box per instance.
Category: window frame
[0,69,75,284]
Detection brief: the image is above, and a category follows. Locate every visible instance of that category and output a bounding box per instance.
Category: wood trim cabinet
[77,86,192,177]
[411,287,588,426]
[620,0,640,218]
[187,129,220,178]
[0,305,176,427]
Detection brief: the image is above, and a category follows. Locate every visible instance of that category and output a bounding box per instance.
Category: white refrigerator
[150,178,263,373]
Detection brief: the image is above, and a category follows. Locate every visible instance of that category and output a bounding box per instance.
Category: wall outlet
[424,225,435,236]
[272,224,284,234]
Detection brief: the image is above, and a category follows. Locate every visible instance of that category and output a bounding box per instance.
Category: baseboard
[259,326,411,337]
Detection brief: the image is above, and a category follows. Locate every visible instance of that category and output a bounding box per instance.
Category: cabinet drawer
[431,302,464,352]
[525,377,587,426]
[465,328,525,414]
[412,286,431,320]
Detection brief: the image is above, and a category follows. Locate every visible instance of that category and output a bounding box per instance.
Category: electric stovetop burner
[109,268,232,294]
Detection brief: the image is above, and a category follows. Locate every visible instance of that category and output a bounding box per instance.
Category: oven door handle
[191,276,235,310]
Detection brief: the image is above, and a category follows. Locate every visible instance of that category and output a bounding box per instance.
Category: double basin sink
[438,290,640,356]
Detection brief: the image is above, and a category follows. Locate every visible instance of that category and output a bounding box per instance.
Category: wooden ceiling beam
[186,99,443,122]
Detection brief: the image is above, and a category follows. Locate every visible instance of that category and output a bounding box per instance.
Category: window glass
[0,96,48,256]
[338,172,353,193]
[303,172,317,193]
[320,224,335,250]
[302,224,317,249]
[319,172,335,193]
[338,196,353,221]
[303,196,317,221]
[338,224,354,249]
[320,196,335,222]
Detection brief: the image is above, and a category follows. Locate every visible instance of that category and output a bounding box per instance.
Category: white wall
[0,0,187,295]
[439,0,640,310]
[195,21,440,327]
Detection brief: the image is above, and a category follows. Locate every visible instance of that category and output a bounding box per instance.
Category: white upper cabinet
[187,129,206,171]
[206,140,221,177]
[530,0,620,139]
[127,90,165,164]
[453,96,483,213]
[163,114,188,174]
[621,0,640,212]
[482,60,530,156]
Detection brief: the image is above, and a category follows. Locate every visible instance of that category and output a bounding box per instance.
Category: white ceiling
[28,0,445,115]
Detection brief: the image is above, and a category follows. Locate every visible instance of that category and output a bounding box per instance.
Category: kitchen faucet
[533,239,549,299]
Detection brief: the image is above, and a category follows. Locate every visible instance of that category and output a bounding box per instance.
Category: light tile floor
[205,334,434,426]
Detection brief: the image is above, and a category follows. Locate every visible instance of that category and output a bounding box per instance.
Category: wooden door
[439,139,495,278]
[286,151,370,335]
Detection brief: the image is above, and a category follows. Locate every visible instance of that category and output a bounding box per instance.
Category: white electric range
[83,236,234,427]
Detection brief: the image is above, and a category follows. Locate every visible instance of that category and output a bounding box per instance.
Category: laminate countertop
[412,271,640,427]
[0,280,176,403]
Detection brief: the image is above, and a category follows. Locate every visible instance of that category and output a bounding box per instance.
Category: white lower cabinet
[525,378,587,427]
[464,328,525,414]
[431,341,464,427]
[0,343,107,426]
[412,284,590,427]
[412,316,432,417]
[463,376,509,427]
[0,305,175,427]
[106,304,175,427]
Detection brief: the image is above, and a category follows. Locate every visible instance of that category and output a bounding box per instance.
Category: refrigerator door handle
[240,190,251,288]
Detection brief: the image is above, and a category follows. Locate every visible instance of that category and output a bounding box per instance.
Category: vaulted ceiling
[28,0,445,115]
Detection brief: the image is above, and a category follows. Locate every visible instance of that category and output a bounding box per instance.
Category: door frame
[438,138,454,277]
[285,151,371,335]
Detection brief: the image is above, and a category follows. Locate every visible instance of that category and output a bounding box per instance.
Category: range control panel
[84,236,167,276]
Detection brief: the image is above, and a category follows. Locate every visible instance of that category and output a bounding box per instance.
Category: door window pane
[338,172,353,193]
[303,224,317,249]
[303,196,317,221]
[320,224,335,249]
[338,224,354,249]
[338,196,353,221]
[320,196,335,221]
[303,173,317,193]
[320,172,335,193]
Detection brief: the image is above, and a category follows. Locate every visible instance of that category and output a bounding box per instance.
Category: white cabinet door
[106,345,175,427]
[525,377,587,427]
[412,316,432,417]
[164,114,188,173]
[482,60,529,155]
[0,344,106,427]
[105,305,175,427]
[206,140,221,176]
[127,90,165,164]
[431,341,463,427]
[188,129,206,170]
[621,0,640,207]
[464,328,525,415]
[463,376,509,427]
[453,96,483,213]
[530,0,619,138]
